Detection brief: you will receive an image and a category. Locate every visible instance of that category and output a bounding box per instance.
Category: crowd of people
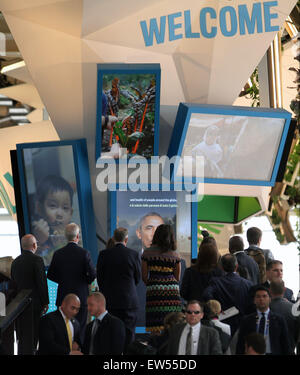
[1,222,300,356]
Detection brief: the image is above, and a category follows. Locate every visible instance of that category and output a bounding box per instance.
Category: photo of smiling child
[32,175,75,266]
[21,145,82,267]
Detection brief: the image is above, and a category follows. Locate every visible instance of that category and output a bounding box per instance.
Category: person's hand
[70,350,83,355]
[32,219,49,245]
[42,305,49,315]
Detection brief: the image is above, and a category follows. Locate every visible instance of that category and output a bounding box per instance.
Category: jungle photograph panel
[99,70,159,159]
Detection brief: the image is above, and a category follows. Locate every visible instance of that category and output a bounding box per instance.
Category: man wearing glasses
[166,300,222,355]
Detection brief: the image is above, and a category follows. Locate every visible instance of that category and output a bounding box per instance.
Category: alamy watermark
[96,152,205,202]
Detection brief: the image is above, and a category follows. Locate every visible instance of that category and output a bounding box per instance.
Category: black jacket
[234,251,260,285]
[82,312,126,355]
[97,243,141,310]
[202,272,253,336]
[47,242,96,306]
[180,266,224,302]
[38,309,81,355]
[11,250,49,311]
[236,310,293,355]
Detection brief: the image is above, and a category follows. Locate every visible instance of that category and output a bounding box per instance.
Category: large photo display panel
[96,63,161,162]
[168,104,292,186]
[16,139,98,268]
[109,188,197,331]
[110,190,194,260]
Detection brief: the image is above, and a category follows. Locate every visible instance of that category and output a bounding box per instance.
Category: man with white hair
[11,234,49,351]
[47,223,96,341]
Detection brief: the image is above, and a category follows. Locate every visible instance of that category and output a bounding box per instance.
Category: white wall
[241,215,299,298]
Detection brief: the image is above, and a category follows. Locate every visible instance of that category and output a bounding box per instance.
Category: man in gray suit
[270,280,299,352]
[167,300,222,355]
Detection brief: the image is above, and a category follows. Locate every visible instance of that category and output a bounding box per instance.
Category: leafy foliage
[113,121,145,149]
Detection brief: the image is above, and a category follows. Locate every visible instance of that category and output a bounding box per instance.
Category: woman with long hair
[142,224,182,334]
[180,238,224,302]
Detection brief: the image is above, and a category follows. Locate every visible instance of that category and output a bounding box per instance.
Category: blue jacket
[203,272,253,335]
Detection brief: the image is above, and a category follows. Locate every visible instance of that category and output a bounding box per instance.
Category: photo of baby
[22,145,82,267]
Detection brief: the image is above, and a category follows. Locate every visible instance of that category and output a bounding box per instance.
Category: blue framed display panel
[96,63,161,163]
[167,103,292,187]
[108,185,198,334]
[108,184,197,259]
[16,139,98,267]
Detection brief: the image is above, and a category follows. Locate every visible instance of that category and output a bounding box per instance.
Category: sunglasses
[186,310,201,315]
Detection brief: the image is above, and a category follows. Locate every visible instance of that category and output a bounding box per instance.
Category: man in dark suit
[11,234,49,350]
[264,260,295,302]
[83,292,125,355]
[245,226,274,265]
[247,260,295,315]
[38,293,83,355]
[236,286,293,355]
[229,235,260,285]
[167,300,222,355]
[47,223,96,341]
[97,227,141,350]
[202,253,253,336]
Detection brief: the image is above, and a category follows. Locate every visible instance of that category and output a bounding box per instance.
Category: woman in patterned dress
[141,224,182,334]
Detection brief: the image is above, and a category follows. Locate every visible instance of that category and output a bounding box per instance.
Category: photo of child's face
[41,190,73,232]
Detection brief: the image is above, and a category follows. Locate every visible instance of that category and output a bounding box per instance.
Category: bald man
[11,234,49,351]
[38,293,83,355]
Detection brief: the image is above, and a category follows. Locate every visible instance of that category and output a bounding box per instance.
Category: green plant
[274,228,285,243]
[113,121,145,150]
[245,68,260,107]
[270,208,281,225]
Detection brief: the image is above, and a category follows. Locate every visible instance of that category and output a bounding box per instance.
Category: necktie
[185,327,193,355]
[65,318,72,350]
[90,319,100,355]
[258,312,265,336]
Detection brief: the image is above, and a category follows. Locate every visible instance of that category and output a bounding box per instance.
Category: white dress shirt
[256,308,271,354]
[178,322,201,355]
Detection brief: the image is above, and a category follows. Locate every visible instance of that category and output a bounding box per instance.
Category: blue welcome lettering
[140,2,280,46]
[184,10,200,38]
[140,16,166,47]
[263,1,279,32]
[220,6,238,37]
[168,12,183,41]
[239,3,263,35]
[200,7,217,38]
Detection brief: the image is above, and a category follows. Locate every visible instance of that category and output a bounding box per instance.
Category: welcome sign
[0,0,296,142]
[140,1,280,46]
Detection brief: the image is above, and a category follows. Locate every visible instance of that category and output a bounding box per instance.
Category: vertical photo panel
[96,64,160,162]
[17,140,98,268]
